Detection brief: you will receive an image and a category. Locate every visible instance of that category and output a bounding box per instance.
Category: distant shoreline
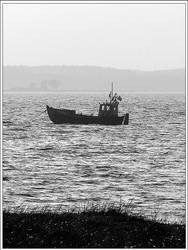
[3,64,185,72]
[3,66,185,93]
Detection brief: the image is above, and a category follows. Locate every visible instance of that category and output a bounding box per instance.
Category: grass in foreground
[3,204,185,248]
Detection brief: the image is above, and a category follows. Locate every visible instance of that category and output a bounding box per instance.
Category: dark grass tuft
[3,203,185,248]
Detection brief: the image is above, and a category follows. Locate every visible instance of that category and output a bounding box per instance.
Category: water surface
[3,92,186,223]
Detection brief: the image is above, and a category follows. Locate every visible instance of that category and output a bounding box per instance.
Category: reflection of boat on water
[46,83,129,125]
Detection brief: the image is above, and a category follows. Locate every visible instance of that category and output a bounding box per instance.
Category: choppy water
[2,92,186,223]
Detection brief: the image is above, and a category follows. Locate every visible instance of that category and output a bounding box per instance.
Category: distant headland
[3,65,185,93]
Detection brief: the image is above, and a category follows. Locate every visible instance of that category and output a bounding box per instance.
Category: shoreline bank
[3,209,185,248]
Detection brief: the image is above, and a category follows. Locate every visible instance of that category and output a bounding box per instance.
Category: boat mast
[111,82,113,102]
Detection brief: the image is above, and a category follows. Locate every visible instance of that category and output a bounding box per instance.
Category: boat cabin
[98,83,122,117]
[98,102,118,117]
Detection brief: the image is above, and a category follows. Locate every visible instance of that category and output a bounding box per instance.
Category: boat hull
[46,105,129,125]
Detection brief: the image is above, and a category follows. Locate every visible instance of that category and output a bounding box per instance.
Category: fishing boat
[46,83,129,125]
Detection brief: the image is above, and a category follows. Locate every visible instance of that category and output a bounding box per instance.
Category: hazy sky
[2,2,186,70]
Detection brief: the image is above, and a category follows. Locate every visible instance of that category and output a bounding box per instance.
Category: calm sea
[2,92,186,223]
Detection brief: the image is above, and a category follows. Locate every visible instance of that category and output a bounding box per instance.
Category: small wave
[3,176,9,181]
[89,197,101,202]
[24,124,32,128]
[176,112,185,116]
[27,147,35,150]
[103,185,116,191]
[51,130,73,134]
[3,121,13,125]
[38,147,54,151]
[81,179,100,185]
[32,186,45,190]
[10,127,27,132]
[19,193,35,197]
[66,197,78,202]
[98,173,110,178]
[3,161,16,170]
[95,166,111,170]
[80,129,91,133]
[169,123,183,125]
[17,136,28,139]
[163,151,169,155]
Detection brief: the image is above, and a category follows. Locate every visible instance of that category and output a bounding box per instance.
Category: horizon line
[4,90,185,94]
[3,64,185,72]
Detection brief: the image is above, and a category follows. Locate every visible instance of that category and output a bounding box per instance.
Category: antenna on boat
[109,82,114,102]
[111,82,113,101]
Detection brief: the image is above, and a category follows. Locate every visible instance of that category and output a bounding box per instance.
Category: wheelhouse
[98,102,118,117]
[98,82,122,117]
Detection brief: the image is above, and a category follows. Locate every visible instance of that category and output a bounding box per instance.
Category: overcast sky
[3,2,186,70]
